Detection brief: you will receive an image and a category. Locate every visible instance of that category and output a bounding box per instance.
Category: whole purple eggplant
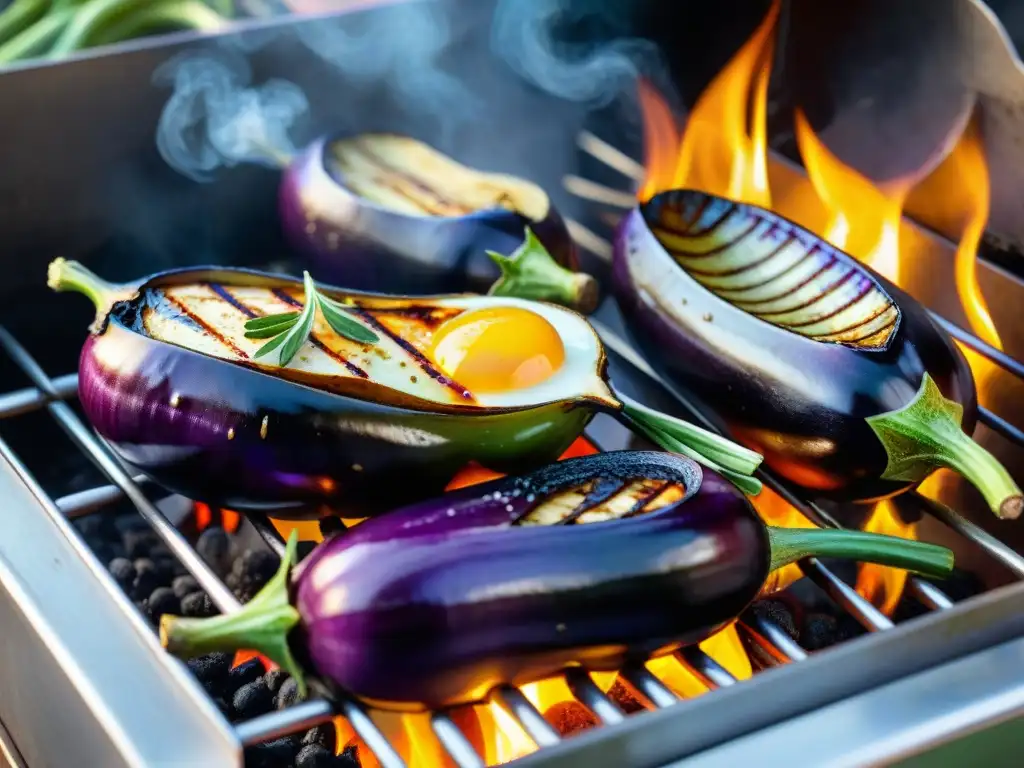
[280,133,594,308]
[611,189,1021,519]
[160,451,953,710]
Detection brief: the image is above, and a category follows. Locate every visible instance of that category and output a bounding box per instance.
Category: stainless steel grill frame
[0,1,1021,766]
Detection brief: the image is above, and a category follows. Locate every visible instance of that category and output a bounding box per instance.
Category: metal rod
[337,698,408,768]
[235,699,335,747]
[677,648,736,689]
[576,131,645,181]
[619,667,678,708]
[739,615,808,662]
[564,669,625,725]
[911,493,1024,578]
[564,218,613,262]
[563,175,636,208]
[978,405,1024,448]
[929,311,1024,382]
[55,476,151,518]
[430,713,485,768]
[0,372,78,419]
[248,514,287,557]
[908,578,955,610]
[492,687,560,747]
[801,557,894,631]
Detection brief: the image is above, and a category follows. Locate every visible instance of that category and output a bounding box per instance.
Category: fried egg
[136,282,613,411]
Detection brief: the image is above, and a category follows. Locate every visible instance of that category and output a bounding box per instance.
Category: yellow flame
[853,500,918,616]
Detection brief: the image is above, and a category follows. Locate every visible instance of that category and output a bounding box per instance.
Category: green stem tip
[47,257,140,332]
[487,227,600,314]
[160,530,309,697]
[767,525,954,579]
[617,391,764,497]
[867,373,1023,520]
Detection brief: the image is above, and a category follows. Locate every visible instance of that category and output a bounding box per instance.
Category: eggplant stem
[89,0,231,47]
[47,258,140,333]
[0,7,75,64]
[616,391,764,495]
[0,0,49,48]
[767,525,954,579]
[866,373,1023,520]
[487,227,600,314]
[160,531,309,696]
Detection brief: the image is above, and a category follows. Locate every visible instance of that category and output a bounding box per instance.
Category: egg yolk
[428,307,566,393]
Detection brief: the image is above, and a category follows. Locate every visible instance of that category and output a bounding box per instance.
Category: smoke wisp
[153,49,309,182]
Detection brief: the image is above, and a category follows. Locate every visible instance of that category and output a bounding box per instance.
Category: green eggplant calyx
[766,525,954,579]
[866,373,1023,520]
[616,391,764,496]
[159,531,309,697]
[47,257,141,333]
[487,227,600,314]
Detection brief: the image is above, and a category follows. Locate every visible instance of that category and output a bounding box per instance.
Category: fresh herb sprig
[244,271,378,367]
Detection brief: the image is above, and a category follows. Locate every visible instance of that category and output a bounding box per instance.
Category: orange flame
[853,500,918,615]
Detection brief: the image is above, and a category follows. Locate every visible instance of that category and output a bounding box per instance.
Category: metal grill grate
[0,142,1021,768]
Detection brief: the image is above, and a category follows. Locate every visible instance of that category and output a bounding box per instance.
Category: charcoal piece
[318,517,347,538]
[264,669,287,695]
[244,737,297,768]
[301,725,336,753]
[338,745,361,767]
[131,559,164,600]
[212,696,233,719]
[544,700,598,736]
[298,540,317,561]
[275,677,304,710]
[231,549,280,602]
[115,515,150,535]
[750,599,798,639]
[181,591,217,618]
[801,613,839,650]
[197,527,232,575]
[147,586,180,621]
[229,659,265,688]
[172,575,200,599]
[76,515,108,540]
[607,679,645,714]
[108,557,135,589]
[836,614,866,643]
[123,529,158,559]
[233,680,276,719]
[296,745,335,768]
[187,652,232,685]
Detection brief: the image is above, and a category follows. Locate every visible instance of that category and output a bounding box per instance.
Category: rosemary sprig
[244,272,378,367]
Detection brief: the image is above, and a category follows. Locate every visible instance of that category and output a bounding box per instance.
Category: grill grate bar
[801,557,893,630]
[0,371,77,418]
[908,578,955,610]
[740,614,808,662]
[492,687,561,747]
[431,714,486,768]
[910,494,1024,577]
[337,698,409,768]
[564,669,626,725]
[677,647,737,688]
[929,312,1024,383]
[234,700,335,747]
[978,406,1024,448]
[55,476,151,517]
[619,667,678,708]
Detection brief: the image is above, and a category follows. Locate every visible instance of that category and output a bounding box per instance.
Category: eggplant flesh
[613,189,983,504]
[55,262,609,516]
[280,133,578,295]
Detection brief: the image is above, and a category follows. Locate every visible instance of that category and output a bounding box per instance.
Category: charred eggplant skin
[293,456,766,709]
[279,136,578,295]
[75,266,598,517]
[612,190,977,502]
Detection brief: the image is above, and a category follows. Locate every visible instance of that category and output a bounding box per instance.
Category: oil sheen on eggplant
[612,189,1022,518]
[49,260,614,517]
[280,133,580,296]
[159,450,954,710]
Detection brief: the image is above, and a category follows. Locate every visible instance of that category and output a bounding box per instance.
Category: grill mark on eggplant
[677,233,797,277]
[558,476,629,525]
[372,305,463,329]
[347,141,475,216]
[650,192,900,350]
[344,305,474,401]
[227,288,370,379]
[622,480,673,518]
[160,291,250,359]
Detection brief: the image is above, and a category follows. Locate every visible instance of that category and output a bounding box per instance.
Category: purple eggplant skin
[72,265,601,518]
[612,189,976,503]
[291,454,765,710]
[279,135,578,295]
